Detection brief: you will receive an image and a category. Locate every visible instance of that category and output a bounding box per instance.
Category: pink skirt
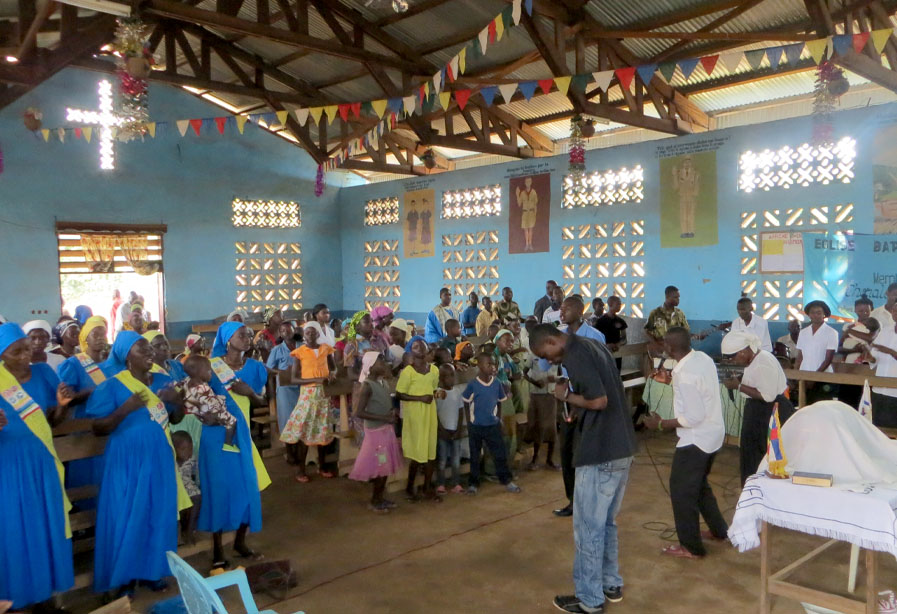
[348,424,403,482]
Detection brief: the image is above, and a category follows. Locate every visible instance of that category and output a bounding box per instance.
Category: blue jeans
[468,423,512,486]
[573,457,633,608]
[437,438,461,487]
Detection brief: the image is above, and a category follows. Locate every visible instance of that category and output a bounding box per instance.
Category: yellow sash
[209,357,271,491]
[150,363,168,375]
[75,353,106,386]
[0,363,72,537]
[114,371,193,513]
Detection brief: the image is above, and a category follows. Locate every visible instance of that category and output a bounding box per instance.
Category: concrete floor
[85,431,892,614]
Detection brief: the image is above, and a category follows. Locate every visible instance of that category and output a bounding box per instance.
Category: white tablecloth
[729,475,897,560]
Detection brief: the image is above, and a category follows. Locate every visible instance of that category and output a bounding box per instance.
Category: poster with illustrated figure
[873,123,897,234]
[659,150,718,248]
[509,173,551,254]
[403,189,435,258]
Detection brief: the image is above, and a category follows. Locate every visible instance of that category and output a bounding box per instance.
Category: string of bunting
[38,26,894,171]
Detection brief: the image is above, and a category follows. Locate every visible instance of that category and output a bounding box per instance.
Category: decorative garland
[568,114,585,185]
[812,60,849,145]
[113,17,153,141]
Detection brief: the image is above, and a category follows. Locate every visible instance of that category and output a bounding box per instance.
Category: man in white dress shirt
[868,301,897,428]
[796,300,840,403]
[731,297,772,352]
[644,327,728,559]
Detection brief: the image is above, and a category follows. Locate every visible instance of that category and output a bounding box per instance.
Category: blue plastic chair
[165,552,305,614]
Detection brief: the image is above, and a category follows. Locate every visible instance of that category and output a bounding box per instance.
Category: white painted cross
[66,79,124,170]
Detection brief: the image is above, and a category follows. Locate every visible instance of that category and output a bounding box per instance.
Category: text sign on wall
[759,232,804,274]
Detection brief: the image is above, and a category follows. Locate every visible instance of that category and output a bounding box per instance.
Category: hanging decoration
[315,164,325,197]
[23,107,42,132]
[811,60,843,145]
[113,16,153,141]
[568,114,586,184]
[421,148,437,170]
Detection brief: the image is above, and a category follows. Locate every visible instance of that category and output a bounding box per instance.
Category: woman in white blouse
[795,300,840,404]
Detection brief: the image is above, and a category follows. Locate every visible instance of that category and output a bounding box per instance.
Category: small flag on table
[859,379,873,422]
[766,403,789,478]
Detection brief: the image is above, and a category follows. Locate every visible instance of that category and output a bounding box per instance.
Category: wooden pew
[782,369,897,408]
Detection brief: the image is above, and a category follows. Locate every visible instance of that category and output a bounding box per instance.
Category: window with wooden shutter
[56,222,165,274]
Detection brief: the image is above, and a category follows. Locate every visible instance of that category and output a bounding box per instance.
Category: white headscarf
[721,330,761,355]
[359,351,381,383]
[303,321,324,341]
[23,320,52,335]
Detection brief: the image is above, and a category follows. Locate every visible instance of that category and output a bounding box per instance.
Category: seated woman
[0,323,74,613]
[57,316,116,507]
[86,332,190,597]
[202,322,267,570]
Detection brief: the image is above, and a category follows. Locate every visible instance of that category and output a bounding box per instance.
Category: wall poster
[873,123,897,234]
[759,231,804,274]
[659,150,718,248]
[403,188,435,258]
[508,172,551,254]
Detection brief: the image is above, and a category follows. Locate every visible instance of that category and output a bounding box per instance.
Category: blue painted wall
[339,101,892,341]
[0,68,358,338]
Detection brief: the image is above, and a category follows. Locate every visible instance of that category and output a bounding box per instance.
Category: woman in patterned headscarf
[342,310,374,375]
[370,306,394,349]
[253,307,283,364]
[48,317,81,370]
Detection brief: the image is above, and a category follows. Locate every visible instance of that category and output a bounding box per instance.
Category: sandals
[295,474,310,483]
[234,546,264,561]
[319,470,335,479]
[661,545,703,559]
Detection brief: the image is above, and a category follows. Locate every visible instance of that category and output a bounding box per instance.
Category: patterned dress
[280,344,334,445]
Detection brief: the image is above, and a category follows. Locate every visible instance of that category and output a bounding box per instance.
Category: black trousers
[739,394,794,486]
[558,417,577,502]
[669,445,729,556]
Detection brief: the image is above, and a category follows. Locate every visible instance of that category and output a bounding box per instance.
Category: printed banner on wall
[659,150,718,248]
[872,123,897,234]
[803,232,897,318]
[509,172,550,254]
[403,189,435,259]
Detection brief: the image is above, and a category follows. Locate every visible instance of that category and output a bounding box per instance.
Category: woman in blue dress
[0,323,74,612]
[57,316,115,507]
[202,322,265,570]
[143,331,200,459]
[85,331,189,597]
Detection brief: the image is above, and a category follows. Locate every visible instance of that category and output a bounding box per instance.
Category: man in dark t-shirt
[595,296,628,370]
[530,324,636,614]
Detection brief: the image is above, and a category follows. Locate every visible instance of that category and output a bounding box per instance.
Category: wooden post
[865,549,876,614]
[760,521,771,614]
[798,379,806,408]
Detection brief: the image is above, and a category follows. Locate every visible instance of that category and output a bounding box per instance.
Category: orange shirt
[290,344,333,379]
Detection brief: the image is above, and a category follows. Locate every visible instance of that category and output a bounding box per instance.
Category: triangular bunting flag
[459,47,467,74]
[177,120,189,137]
[699,55,718,76]
[371,99,387,119]
[324,105,338,124]
[432,71,442,94]
[57,128,65,142]
[74,127,82,139]
[538,78,554,95]
[189,119,202,136]
[41,129,50,142]
[501,5,513,29]
[658,62,677,82]
[827,36,835,59]
[403,95,416,115]
[525,0,532,15]
[446,61,455,83]
[570,73,589,92]
[450,55,459,80]
[615,66,636,90]
[853,32,870,54]
[439,91,452,111]
[215,117,227,134]
[338,104,350,122]
[499,82,518,102]
[832,34,852,56]
[478,27,489,55]
[146,123,156,138]
[518,80,538,100]
[744,49,766,70]
[766,46,784,68]
[719,51,742,73]
[84,127,92,143]
[295,108,309,126]
[236,115,248,134]
[871,28,891,55]
[806,38,828,64]
[309,107,324,125]
[783,43,803,66]
[512,0,521,24]
[454,89,472,110]
[678,57,700,80]
[480,85,498,106]
[495,15,504,41]
[388,98,403,113]
[351,102,361,119]
[488,19,496,43]
[554,75,572,95]
[635,63,657,84]
[262,113,276,126]
[274,110,287,126]
[593,70,614,91]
